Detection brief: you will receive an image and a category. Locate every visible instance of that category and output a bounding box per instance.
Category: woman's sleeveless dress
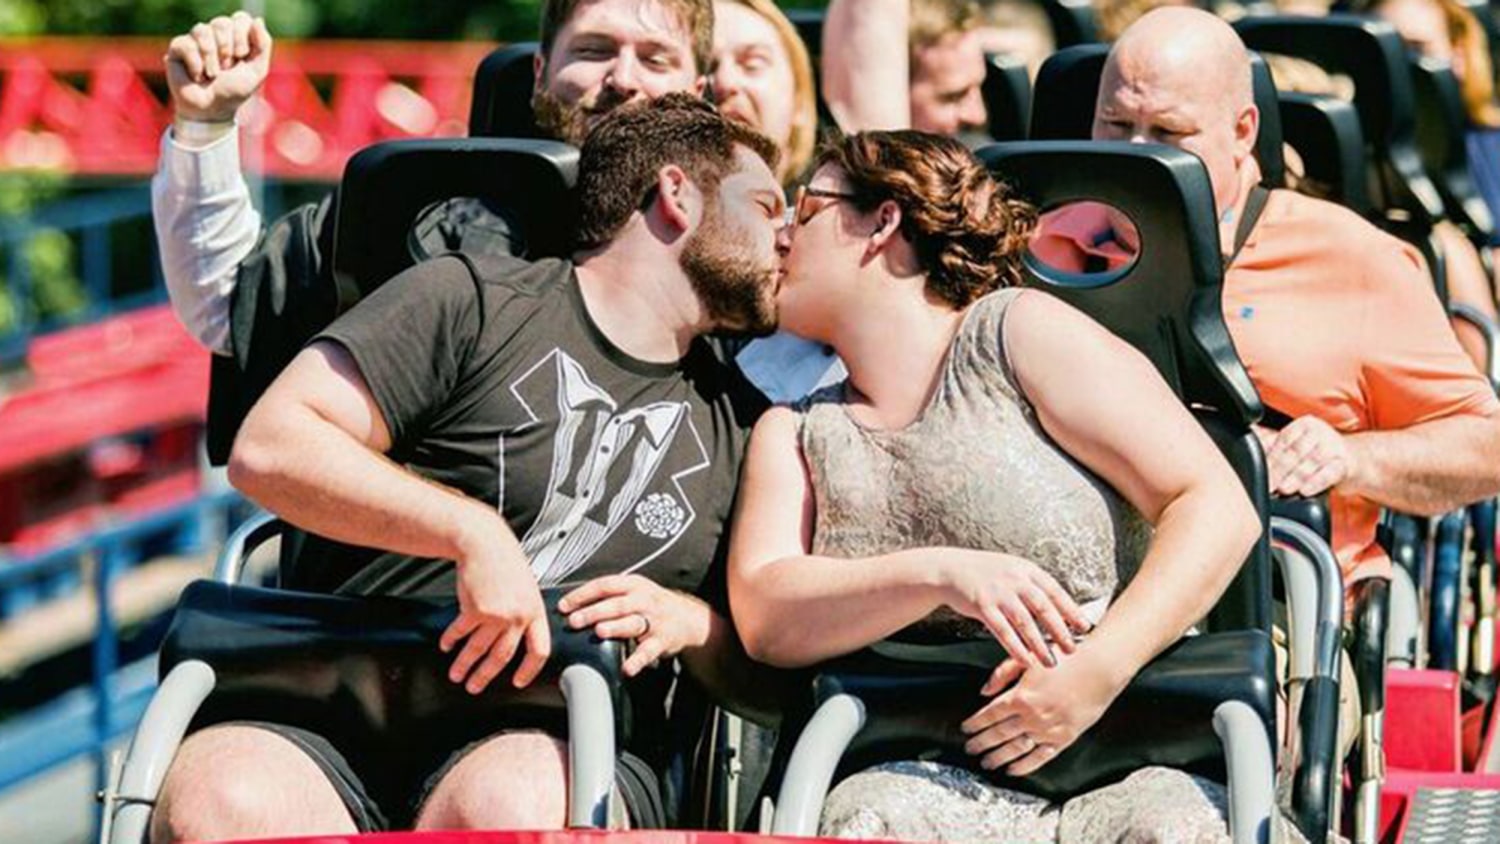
[794,290,1281,843]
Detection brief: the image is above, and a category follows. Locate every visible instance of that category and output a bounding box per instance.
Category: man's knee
[150,725,354,843]
[416,730,568,830]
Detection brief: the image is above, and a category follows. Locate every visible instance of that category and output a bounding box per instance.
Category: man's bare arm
[1263,411,1500,516]
[229,341,552,691]
[230,341,496,559]
[1343,413,1500,516]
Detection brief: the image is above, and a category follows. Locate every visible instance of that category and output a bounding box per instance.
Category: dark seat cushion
[160,580,628,750]
[810,629,1275,801]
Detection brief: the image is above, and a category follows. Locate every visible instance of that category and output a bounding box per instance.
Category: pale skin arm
[821,0,912,131]
[229,341,552,693]
[729,416,1093,669]
[960,291,1261,774]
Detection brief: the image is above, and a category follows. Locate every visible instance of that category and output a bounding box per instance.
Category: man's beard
[680,206,778,337]
[532,84,633,146]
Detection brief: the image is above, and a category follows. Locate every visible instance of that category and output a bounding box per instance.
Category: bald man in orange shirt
[1039,7,1500,587]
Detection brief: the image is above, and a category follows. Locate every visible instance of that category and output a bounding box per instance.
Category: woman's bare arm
[728,407,1088,669]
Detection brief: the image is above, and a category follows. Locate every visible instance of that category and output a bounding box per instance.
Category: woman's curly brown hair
[815,131,1037,308]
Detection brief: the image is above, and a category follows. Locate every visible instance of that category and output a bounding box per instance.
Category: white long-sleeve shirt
[151,127,261,356]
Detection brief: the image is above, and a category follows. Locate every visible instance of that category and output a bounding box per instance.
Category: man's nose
[775,221,793,252]
[606,52,644,95]
[959,91,987,131]
[714,64,743,99]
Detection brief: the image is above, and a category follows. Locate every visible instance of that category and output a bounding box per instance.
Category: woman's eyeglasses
[791,185,858,228]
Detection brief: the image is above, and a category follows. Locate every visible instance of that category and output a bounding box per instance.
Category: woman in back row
[728,130,1271,841]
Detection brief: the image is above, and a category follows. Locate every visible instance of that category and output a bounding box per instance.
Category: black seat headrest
[469,42,544,139]
[979,141,1262,425]
[1278,92,1373,214]
[330,138,578,314]
[161,580,629,747]
[1234,14,1447,222]
[1029,45,1286,189]
[981,141,1272,632]
[1038,0,1099,47]
[982,53,1032,142]
[787,8,823,58]
[1028,43,1107,141]
[1410,56,1497,239]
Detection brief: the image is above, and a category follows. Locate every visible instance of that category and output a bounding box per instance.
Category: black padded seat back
[788,9,822,61]
[469,42,544,140]
[330,138,578,315]
[1278,92,1373,214]
[1410,56,1498,240]
[1038,0,1099,46]
[979,140,1271,631]
[983,53,1032,142]
[1028,44,1107,141]
[1234,14,1447,223]
[807,631,1276,801]
[161,580,628,752]
[980,142,1260,424]
[1251,53,1287,188]
[1029,46,1286,189]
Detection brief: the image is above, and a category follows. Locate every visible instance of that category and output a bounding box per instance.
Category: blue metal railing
[0,180,294,363]
[0,491,249,797]
[0,185,160,363]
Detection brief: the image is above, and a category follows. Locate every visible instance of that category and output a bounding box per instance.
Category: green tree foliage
[0,0,829,40]
[0,0,547,40]
[0,175,83,338]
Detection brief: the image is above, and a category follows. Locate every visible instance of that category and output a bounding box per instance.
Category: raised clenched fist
[164,12,273,123]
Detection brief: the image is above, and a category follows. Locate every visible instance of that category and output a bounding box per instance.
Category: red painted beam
[0,37,497,178]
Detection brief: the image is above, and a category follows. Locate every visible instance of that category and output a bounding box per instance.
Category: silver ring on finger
[636,613,651,639]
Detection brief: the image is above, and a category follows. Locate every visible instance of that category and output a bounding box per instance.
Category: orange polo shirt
[1033,175,1499,582]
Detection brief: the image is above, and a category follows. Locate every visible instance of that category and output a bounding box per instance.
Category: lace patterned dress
[795,289,1270,843]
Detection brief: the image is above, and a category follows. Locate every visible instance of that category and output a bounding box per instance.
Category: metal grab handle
[211,511,281,585]
[1270,517,1345,683]
[770,694,867,836]
[1450,303,1500,389]
[1215,700,1277,844]
[560,664,616,829]
[105,661,217,844]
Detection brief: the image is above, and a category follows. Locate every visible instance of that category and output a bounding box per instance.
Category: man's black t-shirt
[297,252,754,605]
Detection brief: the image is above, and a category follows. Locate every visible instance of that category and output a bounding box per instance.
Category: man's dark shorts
[232,720,664,831]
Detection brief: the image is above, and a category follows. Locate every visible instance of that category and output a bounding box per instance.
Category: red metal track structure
[0,37,497,179]
[0,38,497,553]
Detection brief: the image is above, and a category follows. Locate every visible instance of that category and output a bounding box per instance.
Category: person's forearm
[228,398,516,566]
[822,0,911,131]
[1078,485,1259,686]
[678,606,797,725]
[1343,414,1500,516]
[152,125,262,356]
[732,549,950,667]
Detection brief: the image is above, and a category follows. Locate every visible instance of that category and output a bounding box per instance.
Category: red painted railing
[0,38,497,179]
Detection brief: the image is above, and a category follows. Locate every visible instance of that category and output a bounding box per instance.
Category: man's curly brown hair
[815,131,1037,308]
[574,93,779,250]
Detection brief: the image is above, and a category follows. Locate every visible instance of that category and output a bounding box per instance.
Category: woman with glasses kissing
[726,131,1272,841]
